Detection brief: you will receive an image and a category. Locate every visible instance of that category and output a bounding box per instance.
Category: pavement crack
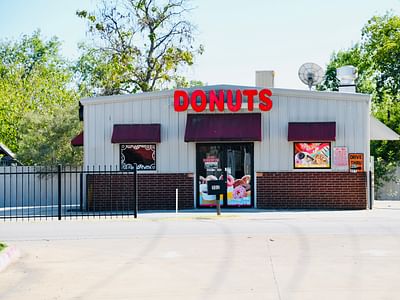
[267,237,282,300]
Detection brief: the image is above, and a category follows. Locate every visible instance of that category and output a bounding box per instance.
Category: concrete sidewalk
[373,199,400,209]
[1,206,400,300]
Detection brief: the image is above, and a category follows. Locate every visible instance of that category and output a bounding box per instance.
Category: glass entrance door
[196,144,225,207]
[225,144,252,207]
[196,143,253,208]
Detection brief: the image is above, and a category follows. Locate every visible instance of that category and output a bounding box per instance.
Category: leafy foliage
[0,31,82,164]
[362,14,400,102]
[76,0,203,95]
[17,104,83,166]
[173,77,204,88]
[318,13,400,191]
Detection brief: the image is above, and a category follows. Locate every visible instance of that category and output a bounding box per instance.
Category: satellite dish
[298,63,324,90]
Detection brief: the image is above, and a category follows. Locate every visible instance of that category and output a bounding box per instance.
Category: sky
[1,0,400,90]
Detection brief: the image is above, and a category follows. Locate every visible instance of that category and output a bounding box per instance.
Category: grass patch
[0,242,7,252]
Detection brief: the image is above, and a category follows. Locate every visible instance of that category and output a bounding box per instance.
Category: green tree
[173,76,205,88]
[0,31,82,164]
[319,13,400,191]
[360,14,400,192]
[362,14,400,105]
[17,104,83,166]
[76,0,204,95]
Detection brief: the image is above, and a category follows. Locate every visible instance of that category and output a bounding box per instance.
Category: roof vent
[337,66,357,93]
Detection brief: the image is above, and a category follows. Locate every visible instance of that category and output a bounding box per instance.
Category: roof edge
[80,85,371,106]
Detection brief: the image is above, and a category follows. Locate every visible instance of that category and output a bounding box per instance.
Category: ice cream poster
[294,143,331,169]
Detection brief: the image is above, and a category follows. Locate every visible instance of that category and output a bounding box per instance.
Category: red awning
[185,113,261,142]
[288,122,336,141]
[111,124,161,143]
[71,131,84,147]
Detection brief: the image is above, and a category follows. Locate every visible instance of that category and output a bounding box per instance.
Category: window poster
[294,142,331,169]
[120,144,156,170]
[203,156,219,170]
[348,153,364,173]
[333,147,348,170]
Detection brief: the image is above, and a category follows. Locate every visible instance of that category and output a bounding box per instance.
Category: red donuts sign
[174,89,273,112]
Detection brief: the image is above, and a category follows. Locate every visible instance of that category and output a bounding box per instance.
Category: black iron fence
[0,165,138,220]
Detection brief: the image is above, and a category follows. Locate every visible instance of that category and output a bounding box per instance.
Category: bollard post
[176,188,178,214]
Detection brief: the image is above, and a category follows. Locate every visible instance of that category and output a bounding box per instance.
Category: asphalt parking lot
[1,201,400,300]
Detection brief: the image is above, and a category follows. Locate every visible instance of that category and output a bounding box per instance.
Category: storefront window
[120,144,156,170]
[196,143,253,207]
[294,142,331,169]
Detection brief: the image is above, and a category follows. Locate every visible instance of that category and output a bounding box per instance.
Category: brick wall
[87,173,194,211]
[256,172,367,209]
[87,174,134,211]
[87,172,367,211]
[137,173,194,210]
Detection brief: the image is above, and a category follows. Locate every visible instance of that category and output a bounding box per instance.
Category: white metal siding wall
[83,89,370,173]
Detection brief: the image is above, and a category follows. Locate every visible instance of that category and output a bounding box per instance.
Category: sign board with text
[207,180,226,196]
[174,89,273,112]
[348,153,364,173]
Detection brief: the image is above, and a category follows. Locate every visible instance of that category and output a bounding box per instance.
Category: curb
[0,245,20,273]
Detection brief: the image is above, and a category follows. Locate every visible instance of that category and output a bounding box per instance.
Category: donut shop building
[77,71,398,210]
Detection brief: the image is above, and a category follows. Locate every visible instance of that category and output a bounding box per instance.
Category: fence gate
[0,165,138,221]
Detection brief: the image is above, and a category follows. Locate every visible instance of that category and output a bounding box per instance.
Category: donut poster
[199,174,251,207]
[226,174,251,206]
[294,142,331,169]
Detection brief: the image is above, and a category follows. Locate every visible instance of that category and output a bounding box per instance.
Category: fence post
[134,164,138,218]
[369,156,374,210]
[79,172,83,211]
[58,165,62,220]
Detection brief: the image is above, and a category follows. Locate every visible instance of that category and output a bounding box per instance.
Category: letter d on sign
[174,90,189,112]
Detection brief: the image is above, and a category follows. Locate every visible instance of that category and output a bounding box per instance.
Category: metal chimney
[256,70,275,88]
[337,66,357,93]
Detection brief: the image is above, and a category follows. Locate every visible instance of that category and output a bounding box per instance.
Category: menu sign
[348,153,364,173]
[333,147,348,170]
